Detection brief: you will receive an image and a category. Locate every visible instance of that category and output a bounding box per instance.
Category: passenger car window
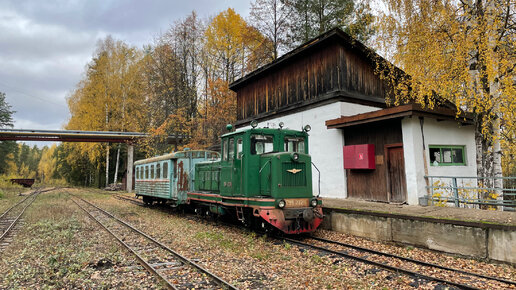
[156,163,161,179]
[163,162,168,179]
[284,137,305,153]
[150,165,154,179]
[250,135,274,155]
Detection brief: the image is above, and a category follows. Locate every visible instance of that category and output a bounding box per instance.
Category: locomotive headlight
[278,199,286,208]
[310,198,318,207]
[291,152,299,161]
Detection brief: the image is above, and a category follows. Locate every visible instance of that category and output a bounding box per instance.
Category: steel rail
[113,194,505,289]
[281,236,480,290]
[0,189,42,242]
[71,198,178,290]
[73,195,237,290]
[113,194,142,205]
[309,236,516,286]
[0,192,34,220]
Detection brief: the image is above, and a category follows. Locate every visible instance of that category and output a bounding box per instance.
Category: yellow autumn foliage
[375,0,515,176]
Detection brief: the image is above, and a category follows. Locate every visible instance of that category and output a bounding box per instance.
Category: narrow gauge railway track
[71,195,237,290]
[113,194,142,205]
[282,236,516,290]
[0,188,55,250]
[113,193,515,289]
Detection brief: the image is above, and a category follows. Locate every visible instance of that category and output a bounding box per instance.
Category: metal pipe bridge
[0,129,182,193]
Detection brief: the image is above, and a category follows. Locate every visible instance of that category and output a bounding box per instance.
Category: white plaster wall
[238,102,380,198]
[402,117,427,205]
[340,102,379,116]
[402,117,477,205]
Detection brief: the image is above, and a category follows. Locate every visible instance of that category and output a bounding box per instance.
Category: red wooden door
[386,145,407,203]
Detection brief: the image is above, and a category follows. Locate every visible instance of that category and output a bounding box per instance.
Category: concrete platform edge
[322,207,516,265]
[323,207,516,231]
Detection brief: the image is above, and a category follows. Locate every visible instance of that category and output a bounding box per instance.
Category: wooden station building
[229,28,477,205]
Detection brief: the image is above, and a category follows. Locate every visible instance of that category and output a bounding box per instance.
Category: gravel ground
[1,188,514,289]
[313,230,516,282]
[0,188,163,289]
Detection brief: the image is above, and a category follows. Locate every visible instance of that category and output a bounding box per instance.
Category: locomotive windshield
[250,134,274,155]
[284,137,305,153]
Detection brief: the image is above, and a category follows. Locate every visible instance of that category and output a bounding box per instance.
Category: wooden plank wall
[236,42,388,120]
[343,119,402,201]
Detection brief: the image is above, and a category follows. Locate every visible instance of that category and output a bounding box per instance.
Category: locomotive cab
[216,125,322,234]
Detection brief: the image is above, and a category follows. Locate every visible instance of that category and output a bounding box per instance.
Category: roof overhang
[325,104,474,129]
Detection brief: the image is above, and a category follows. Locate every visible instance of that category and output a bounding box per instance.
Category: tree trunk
[105,144,110,188]
[491,83,503,208]
[114,144,121,184]
[475,118,484,178]
[493,117,503,196]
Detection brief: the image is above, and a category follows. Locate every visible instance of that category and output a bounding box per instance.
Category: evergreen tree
[286,0,375,46]
[0,92,14,128]
[0,92,16,175]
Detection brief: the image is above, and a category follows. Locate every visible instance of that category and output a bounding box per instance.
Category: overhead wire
[0,80,68,109]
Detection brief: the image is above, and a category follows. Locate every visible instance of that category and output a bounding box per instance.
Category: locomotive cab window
[236,138,243,159]
[222,139,228,161]
[284,137,305,153]
[228,138,235,161]
[250,135,274,155]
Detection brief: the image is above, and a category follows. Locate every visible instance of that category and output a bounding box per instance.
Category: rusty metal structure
[0,129,182,193]
[0,129,181,143]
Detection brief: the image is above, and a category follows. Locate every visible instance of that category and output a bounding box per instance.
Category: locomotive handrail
[312,162,321,197]
[240,153,245,194]
[258,159,271,174]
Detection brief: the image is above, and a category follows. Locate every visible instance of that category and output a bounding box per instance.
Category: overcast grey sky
[0,0,250,135]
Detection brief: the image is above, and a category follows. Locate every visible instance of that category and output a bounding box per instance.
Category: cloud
[0,0,250,142]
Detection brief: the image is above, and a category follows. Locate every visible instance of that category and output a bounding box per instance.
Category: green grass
[194,231,236,250]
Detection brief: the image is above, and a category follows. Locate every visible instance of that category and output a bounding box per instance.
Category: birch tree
[375,0,515,192]
[66,36,145,186]
[249,0,293,59]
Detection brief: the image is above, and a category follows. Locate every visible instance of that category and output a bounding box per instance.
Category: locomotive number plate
[285,198,309,208]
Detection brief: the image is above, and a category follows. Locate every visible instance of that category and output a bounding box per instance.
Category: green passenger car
[134,150,219,205]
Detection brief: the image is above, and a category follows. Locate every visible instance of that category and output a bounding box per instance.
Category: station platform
[322,197,516,227]
[321,198,515,264]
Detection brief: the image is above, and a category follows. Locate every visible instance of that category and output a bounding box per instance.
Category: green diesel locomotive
[134,124,323,234]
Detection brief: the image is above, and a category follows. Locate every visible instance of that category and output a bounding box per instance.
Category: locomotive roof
[221,127,308,138]
[134,150,218,165]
